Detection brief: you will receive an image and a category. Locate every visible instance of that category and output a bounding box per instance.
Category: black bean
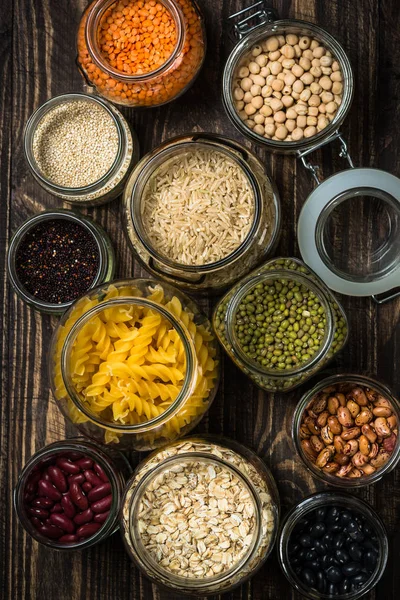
[304,560,320,571]
[316,507,327,522]
[347,520,359,533]
[348,542,363,562]
[314,539,327,555]
[330,523,343,534]
[327,507,340,525]
[310,522,326,538]
[327,582,338,595]
[342,562,362,577]
[340,578,351,593]
[364,550,378,572]
[316,570,326,593]
[335,549,350,564]
[350,530,365,543]
[351,572,370,586]
[288,542,300,556]
[363,523,373,536]
[305,549,318,561]
[298,548,308,560]
[364,539,378,551]
[322,533,333,549]
[301,568,316,587]
[299,534,313,548]
[326,565,342,583]
[341,510,352,524]
[333,533,346,549]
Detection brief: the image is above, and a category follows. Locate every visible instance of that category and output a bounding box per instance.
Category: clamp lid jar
[123,133,280,294]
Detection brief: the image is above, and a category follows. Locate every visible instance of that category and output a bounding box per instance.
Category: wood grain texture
[1,0,400,598]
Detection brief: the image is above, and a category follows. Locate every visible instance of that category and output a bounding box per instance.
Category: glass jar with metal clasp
[223,1,400,304]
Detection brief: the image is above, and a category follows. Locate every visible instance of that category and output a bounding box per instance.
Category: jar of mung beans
[77,0,206,107]
[213,257,348,392]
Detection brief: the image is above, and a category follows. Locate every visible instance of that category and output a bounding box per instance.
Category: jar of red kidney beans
[14,438,130,550]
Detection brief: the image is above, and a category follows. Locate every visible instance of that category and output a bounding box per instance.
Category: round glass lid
[298,168,400,296]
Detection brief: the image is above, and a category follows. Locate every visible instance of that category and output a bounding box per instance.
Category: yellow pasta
[52,283,218,445]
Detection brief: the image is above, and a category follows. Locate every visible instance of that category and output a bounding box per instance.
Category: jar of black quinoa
[213,257,348,392]
[277,491,388,599]
[7,209,115,314]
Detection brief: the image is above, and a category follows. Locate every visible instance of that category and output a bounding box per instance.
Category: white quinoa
[32,100,119,188]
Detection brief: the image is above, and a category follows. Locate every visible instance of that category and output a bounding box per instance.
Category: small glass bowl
[7,209,115,314]
[277,491,389,599]
[292,374,400,487]
[14,438,130,550]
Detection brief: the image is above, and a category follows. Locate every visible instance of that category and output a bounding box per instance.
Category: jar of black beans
[278,492,388,599]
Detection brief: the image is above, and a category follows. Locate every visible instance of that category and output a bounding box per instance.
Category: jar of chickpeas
[223,4,353,152]
[77,0,206,107]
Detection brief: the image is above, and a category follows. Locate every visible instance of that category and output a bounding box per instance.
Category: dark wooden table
[1,0,400,598]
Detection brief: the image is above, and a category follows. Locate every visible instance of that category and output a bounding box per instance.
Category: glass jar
[14,438,130,550]
[24,93,138,206]
[123,133,281,294]
[223,5,353,153]
[292,373,400,487]
[77,0,206,108]
[120,435,279,594]
[49,279,220,449]
[213,257,348,392]
[7,209,115,314]
[277,491,389,599]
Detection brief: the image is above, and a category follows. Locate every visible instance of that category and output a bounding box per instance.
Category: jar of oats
[120,436,279,594]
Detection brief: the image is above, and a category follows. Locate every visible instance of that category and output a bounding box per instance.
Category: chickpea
[286,33,298,45]
[250,84,261,97]
[240,77,253,91]
[282,85,291,96]
[264,36,279,52]
[308,106,319,116]
[272,91,283,99]
[331,71,343,82]
[277,72,286,81]
[282,44,295,59]
[269,50,281,62]
[282,95,294,108]
[295,103,308,116]
[320,75,333,90]
[300,88,312,102]
[261,85,272,97]
[334,94,342,105]
[238,66,250,78]
[275,125,288,140]
[320,55,333,67]
[264,123,276,136]
[301,72,314,85]
[311,58,321,68]
[255,54,268,67]
[310,82,322,94]
[260,66,270,77]
[235,100,244,111]
[294,44,302,58]
[272,78,284,92]
[253,123,265,135]
[252,74,266,86]
[282,58,296,69]
[238,110,247,120]
[326,50,332,57]
[251,45,262,57]
[244,103,257,116]
[299,57,311,71]
[233,87,244,101]
[332,81,343,94]
[308,94,321,107]
[286,118,296,132]
[266,74,275,86]
[319,103,327,113]
[321,91,334,104]
[251,96,264,109]
[304,125,317,138]
[313,46,326,58]
[274,110,286,123]
[292,127,304,140]
[277,35,286,47]
[293,79,304,93]
[264,116,275,124]
[310,66,322,78]
[243,91,253,103]
[326,101,338,114]
[332,60,340,72]
[303,49,314,60]
[260,104,273,117]
[286,107,297,119]
[292,64,304,78]
[245,119,255,129]
[270,98,283,112]
[270,61,283,75]
[284,72,296,86]
[292,91,300,100]
[297,115,307,128]
[254,113,265,124]
[321,66,332,75]
[249,61,261,74]
[307,116,318,126]
[318,116,329,130]
[299,36,311,49]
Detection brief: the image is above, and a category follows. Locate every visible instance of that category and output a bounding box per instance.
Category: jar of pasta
[76,0,206,107]
[120,436,279,594]
[49,279,219,449]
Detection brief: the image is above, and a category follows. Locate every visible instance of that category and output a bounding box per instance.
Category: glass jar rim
[223,18,354,152]
[14,438,123,550]
[292,373,400,487]
[7,209,107,312]
[85,0,185,82]
[24,92,124,194]
[124,451,264,588]
[225,270,335,377]
[277,491,389,600]
[61,295,198,433]
[129,139,263,272]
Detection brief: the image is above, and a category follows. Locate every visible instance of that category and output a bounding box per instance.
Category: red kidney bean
[47,466,67,493]
[42,471,52,482]
[50,503,63,514]
[38,479,62,501]
[24,492,35,504]
[30,516,43,530]
[61,495,76,519]
[59,534,79,543]
[73,508,93,526]
[25,483,38,496]
[76,457,93,470]
[76,523,101,539]
[93,462,109,483]
[56,458,80,475]
[49,513,76,534]
[83,470,102,487]
[66,452,83,460]
[38,524,64,539]
[88,483,111,503]
[69,482,88,511]
[26,471,41,492]
[32,497,54,509]
[28,507,49,519]
[93,511,109,524]
[82,482,92,493]
[68,473,85,485]
[91,495,112,514]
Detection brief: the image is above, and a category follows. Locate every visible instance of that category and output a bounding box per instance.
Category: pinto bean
[370,449,390,468]
[346,400,360,418]
[301,439,317,461]
[383,432,397,453]
[360,464,376,476]
[315,447,334,468]
[327,416,342,435]
[355,408,373,425]
[343,440,359,456]
[336,393,346,407]
[361,424,377,443]
[372,406,392,418]
[320,425,334,445]
[323,462,340,474]
[333,435,345,454]
[304,416,320,435]
[373,395,391,408]
[336,463,353,477]
[348,468,363,478]
[299,424,311,439]
[334,453,350,465]
[368,443,379,459]
[352,451,368,468]
[341,427,361,441]
[337,406,353,427]
[387,415,397,430]
[312,393,328,414]
[316,411,329,428]
[358,435,371,456]
[310,435,325,453]
[328,396,340,414]
[374,417,392,438]
[348,387,368,406]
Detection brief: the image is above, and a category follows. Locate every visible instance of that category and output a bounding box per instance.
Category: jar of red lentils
[77,0,206,107]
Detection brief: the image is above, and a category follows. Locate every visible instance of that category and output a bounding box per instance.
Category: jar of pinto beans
[77,0,206,107]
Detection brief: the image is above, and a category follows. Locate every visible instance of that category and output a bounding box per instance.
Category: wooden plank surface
[1,0,399,598]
